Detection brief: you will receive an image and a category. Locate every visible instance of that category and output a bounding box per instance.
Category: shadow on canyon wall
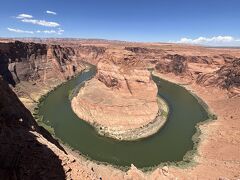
[0,78,66,180]
[0,51,17,87]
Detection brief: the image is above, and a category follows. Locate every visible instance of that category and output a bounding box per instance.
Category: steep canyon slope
[0,39,240,179]
[0,77,98,180]
[0,40,105,86]
[0,40,106,110]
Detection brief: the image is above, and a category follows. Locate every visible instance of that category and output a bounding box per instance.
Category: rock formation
[153,51,240,94]
[0,76,100,179]
[71,50,161,140]
[0,41,106,87]
[155,54,188,75]
[0,77,64,179]
[197,58,240,94]
[1,39,240,179]
[0,41,47,86]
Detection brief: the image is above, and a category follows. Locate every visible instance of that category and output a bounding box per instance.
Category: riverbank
[14,66,87,113]
[2,38,240,180]
[63,71,229,179]
[36,66,212,166]
[17,67,239,179]
[93,96,169,141]
[71,83,169,141]
[152,71,240,179]
[70,54,164,141]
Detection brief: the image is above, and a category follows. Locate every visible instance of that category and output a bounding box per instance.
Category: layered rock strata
[196,58,240,94]
[0,41,105,87]
[1,39,240,179]
[71,51,167,140]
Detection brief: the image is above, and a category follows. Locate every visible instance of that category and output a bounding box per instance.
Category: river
[38,68,209,168]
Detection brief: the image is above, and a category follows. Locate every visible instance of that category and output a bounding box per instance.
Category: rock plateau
[71,50,163,140]
[0,38,240,179]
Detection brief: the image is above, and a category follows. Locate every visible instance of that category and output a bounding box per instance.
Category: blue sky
[1,0,240,46]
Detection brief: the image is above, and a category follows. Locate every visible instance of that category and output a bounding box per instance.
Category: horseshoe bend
[71,50,168,140]
[1,38,239,179]
[0,39,240,179]
[1,2,240,178]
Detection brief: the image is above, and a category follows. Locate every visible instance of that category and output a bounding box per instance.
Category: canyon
[71,49,167,140]
[0,38,240,179]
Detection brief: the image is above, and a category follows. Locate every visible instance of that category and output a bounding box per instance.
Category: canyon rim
[0,38,239,179]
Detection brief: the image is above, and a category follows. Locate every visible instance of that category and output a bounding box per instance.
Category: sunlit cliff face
[71,51,159,134]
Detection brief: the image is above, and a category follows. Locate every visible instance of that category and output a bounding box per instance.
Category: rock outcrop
[0,77,66,179]
[0,41,47,86]
[1,39,240,179]
[197,58,240,93]
[71,50,162,140]
[155,54,188,75]
[0,77,99,179]
[0,41,106,87]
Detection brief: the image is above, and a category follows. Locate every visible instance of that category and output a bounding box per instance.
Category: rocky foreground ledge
[71,50,168,140]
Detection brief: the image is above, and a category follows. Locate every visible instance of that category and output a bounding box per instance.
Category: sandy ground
[153,72,240,180]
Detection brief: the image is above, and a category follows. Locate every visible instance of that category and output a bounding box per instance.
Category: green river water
[38,68,209,168]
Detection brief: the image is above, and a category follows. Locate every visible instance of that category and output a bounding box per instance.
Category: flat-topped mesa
[71,51,166,140]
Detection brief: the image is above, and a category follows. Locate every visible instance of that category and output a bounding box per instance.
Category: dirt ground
[153,72,240,180]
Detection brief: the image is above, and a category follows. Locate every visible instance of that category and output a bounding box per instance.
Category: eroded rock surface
[0,77,99,180]
[0,41,105,87]
[71,50,160,140]
[197,58,240,94]
[155,54,188,75]
[0,78,65,179]
[1,38,240,179]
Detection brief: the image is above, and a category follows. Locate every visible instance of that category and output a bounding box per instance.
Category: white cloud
[7,27,34,34]
[46,10,57,15]
[11,12,63,35]
[16,14,33,19]
[57,28,64,35]
[36,28,64,35]
[21,18,60,27]
[8,27,64,35]
[177,36,240,46]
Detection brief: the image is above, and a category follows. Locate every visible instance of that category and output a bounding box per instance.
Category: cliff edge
[71,50,167,140]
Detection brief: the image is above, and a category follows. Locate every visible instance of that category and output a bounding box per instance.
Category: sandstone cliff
[155,54,188,75]
[1,39,240,179]
[0,75,173,179]
[197,58,240,94]
[0,41,105,87]
[71,50,160,140]
[0,77,99,179]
